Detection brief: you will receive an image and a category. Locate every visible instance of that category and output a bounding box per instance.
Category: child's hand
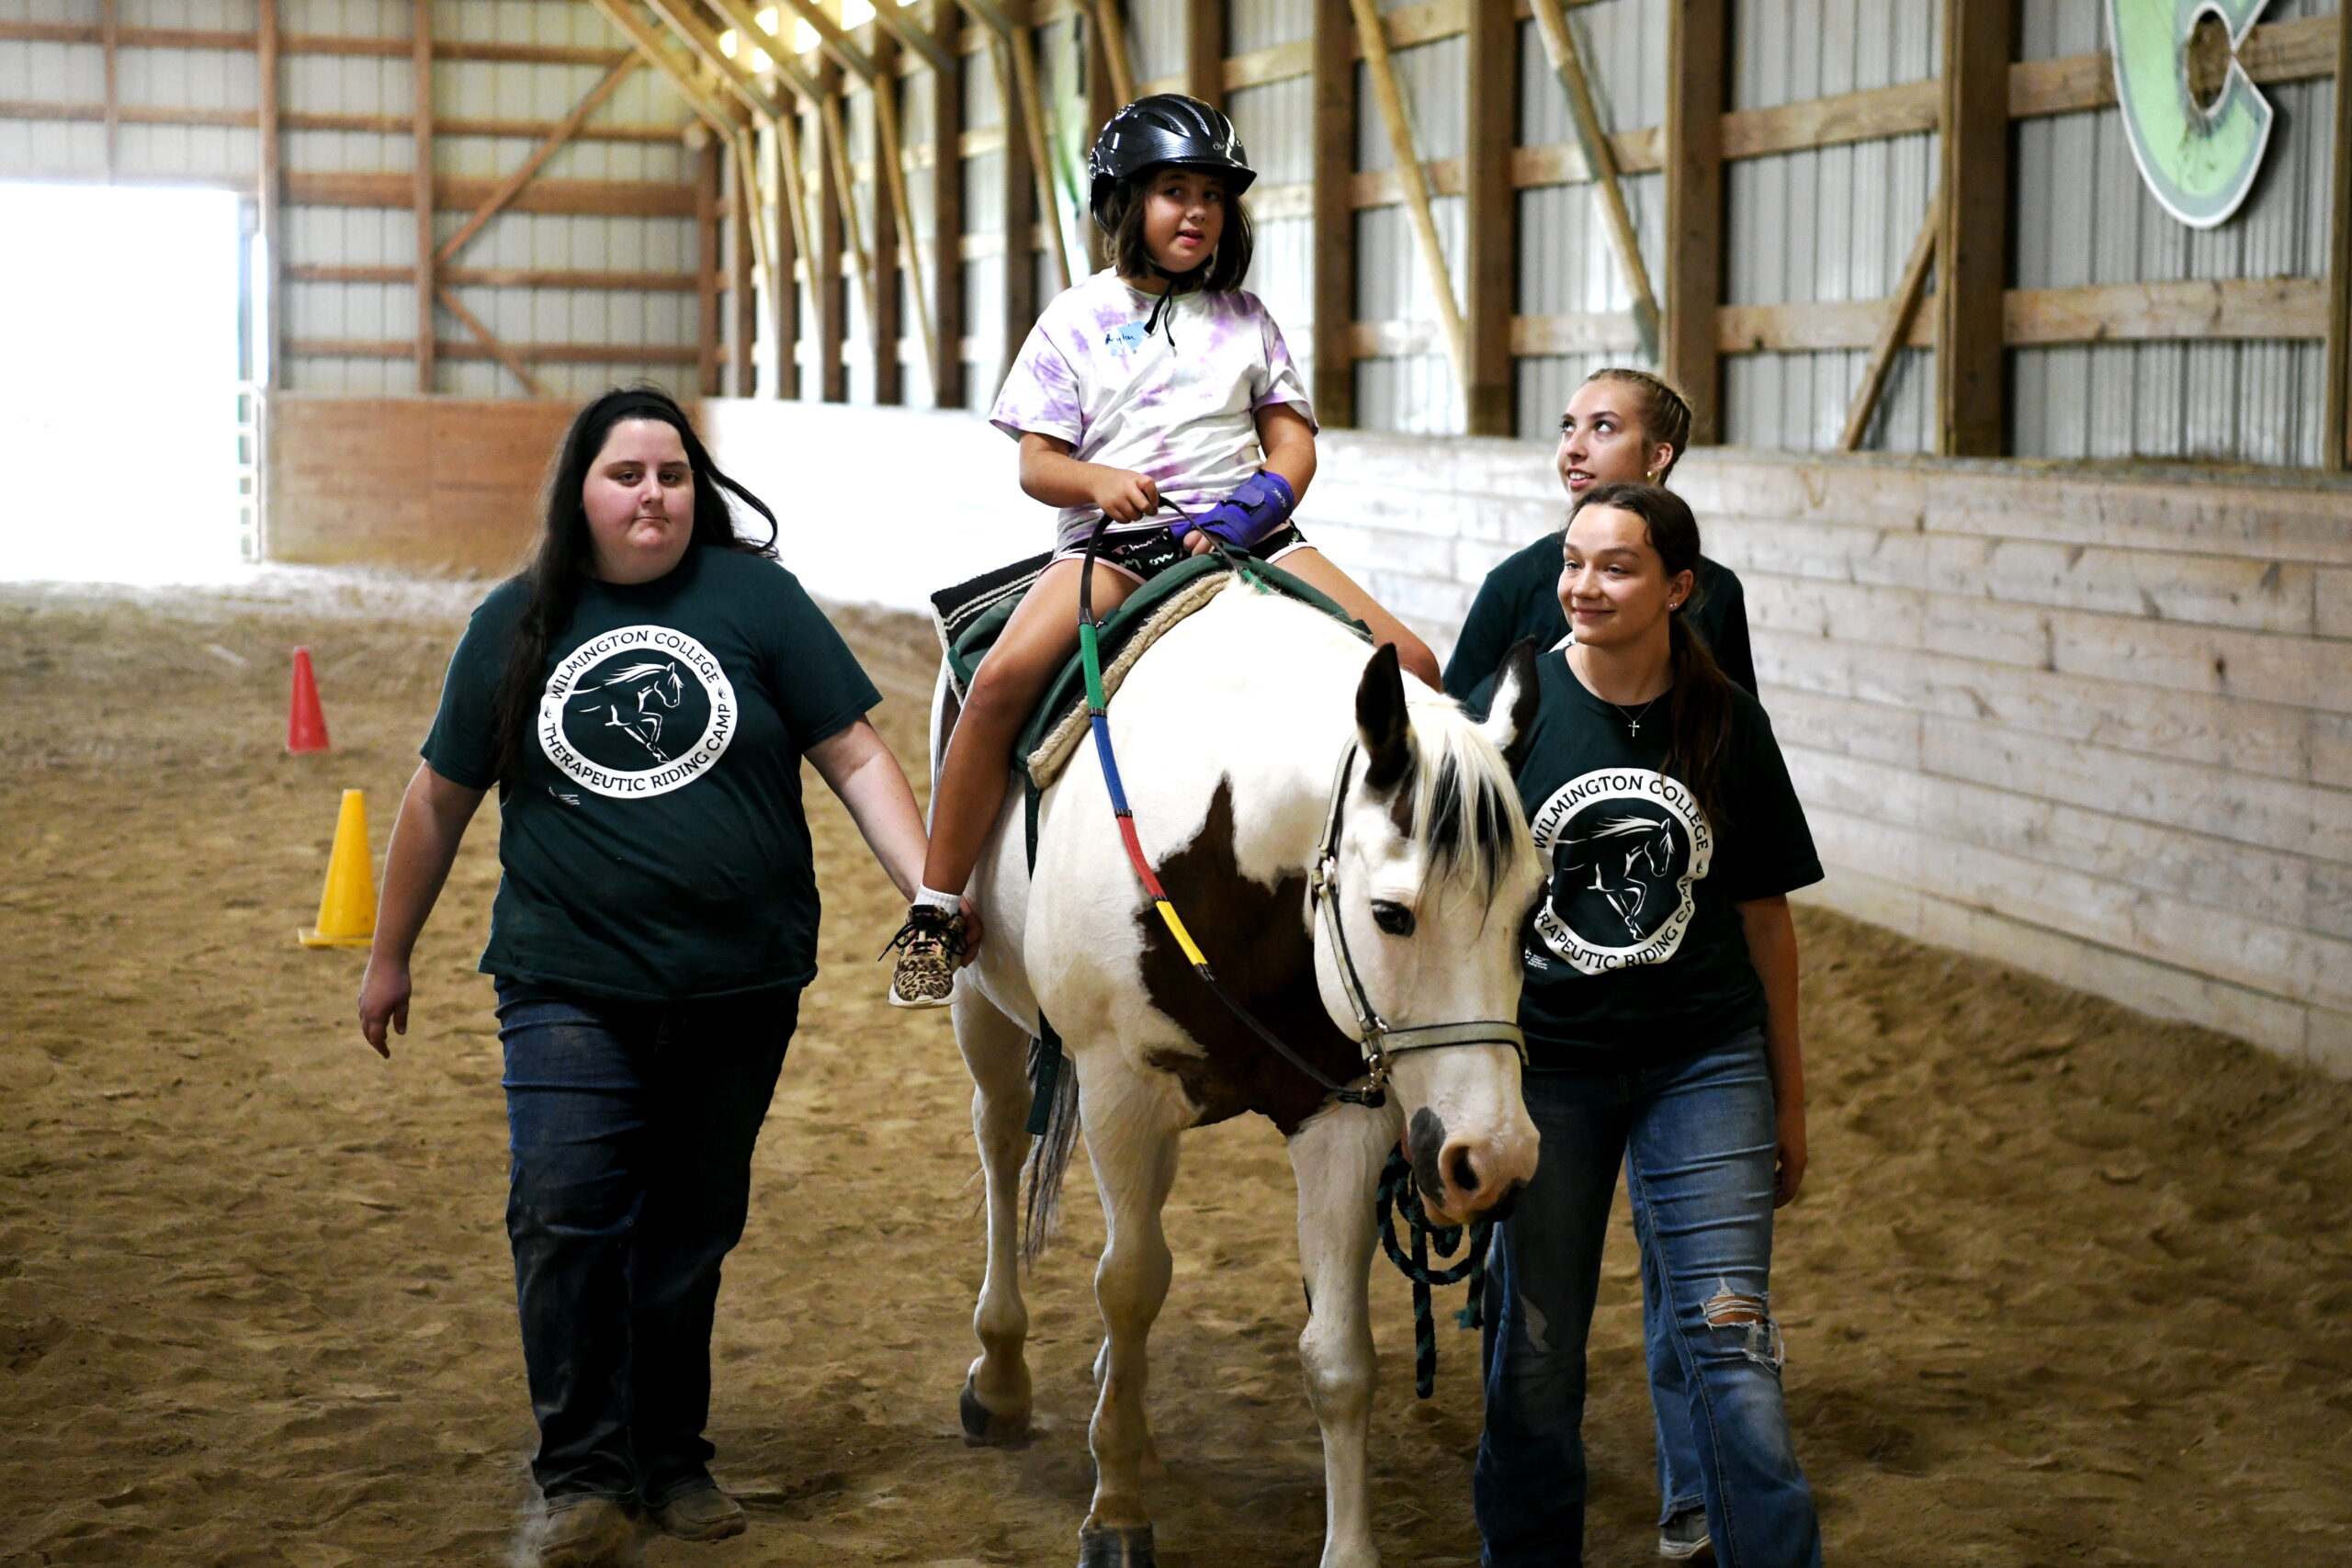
[1091,468,1160,524]
[1182,530,1216,557]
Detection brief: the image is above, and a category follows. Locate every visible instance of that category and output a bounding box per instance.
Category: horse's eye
[1371,901,1416,938]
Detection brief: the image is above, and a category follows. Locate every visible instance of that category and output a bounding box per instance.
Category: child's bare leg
[923,558,1140,897]
[1272,547,1442,689]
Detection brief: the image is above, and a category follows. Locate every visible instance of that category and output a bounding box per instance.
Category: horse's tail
[1019,1036,1080,1269]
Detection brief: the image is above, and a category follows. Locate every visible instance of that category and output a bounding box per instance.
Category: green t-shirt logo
[2109,0,2275,229]
[1527,768,1713,976]
[537,624,738,799]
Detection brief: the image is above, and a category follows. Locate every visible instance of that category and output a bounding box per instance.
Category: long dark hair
[490,385,778,791]
[1098,166,1255,294]
[1570,481,1736,827]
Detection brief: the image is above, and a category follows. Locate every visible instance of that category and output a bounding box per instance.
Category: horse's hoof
[959,1371,1031,1448]
[1077,1523,1157,1568]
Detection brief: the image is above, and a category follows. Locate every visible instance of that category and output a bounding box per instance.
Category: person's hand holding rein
[1091,467,1161,525]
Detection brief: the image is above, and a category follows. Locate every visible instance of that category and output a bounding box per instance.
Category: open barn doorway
[0,183,249,583]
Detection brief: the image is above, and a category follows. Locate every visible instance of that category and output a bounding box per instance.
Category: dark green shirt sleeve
[1444,566,1522,702]
[1692,558,1758,696]
[1712,697,1823,903]
[420,592,521,791]
[761,567,882,750]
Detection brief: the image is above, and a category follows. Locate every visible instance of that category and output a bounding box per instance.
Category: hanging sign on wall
[2107,0,2276,229]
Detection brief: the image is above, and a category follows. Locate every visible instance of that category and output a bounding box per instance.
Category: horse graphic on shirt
[1556,812,1679,941]
[569,659,687,762]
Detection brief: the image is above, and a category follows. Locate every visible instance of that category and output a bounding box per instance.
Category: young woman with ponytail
[1471,483,1823,1568]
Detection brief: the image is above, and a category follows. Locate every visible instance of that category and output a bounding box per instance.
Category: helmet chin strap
[1143,257,1208,346]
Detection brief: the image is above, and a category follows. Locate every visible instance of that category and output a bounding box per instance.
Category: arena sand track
[0,572,2346,1568]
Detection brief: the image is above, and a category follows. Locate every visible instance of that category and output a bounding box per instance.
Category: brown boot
[536,1495,637,1567]
[651,1483,746,1542]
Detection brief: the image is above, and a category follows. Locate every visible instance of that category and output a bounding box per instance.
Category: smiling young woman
[1470,483,1823,1568]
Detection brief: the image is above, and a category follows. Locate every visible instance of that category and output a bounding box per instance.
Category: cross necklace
[1611,695,1662,736]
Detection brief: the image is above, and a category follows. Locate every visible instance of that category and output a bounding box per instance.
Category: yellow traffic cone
[300,789,377,948]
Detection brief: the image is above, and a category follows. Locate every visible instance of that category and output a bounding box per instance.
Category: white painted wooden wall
[707,398,2352,1075]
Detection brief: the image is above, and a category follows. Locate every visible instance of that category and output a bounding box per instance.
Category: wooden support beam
[764,123,799,399]
[874,0,958,73]
[1004,14,1073,290]
[257,0,281,390]
[640,0,787,123]
[873,45,935,382]
[699,0,821,102]
[1084,0,1119,268]
[1000,28,1039,381]
[1349,0,1470,419]
[412,0,435,394]
[1463,0,1514,434]
[2327,0,2352,471]
[435,56,639,265]
[930,0,967,409]
[1527,0,1659,362]
[1937,0,2008,457]
[582,0,737,134]
[814,72,849,401]
[764,0,879,83]
[698,137,722,395]
[1082,0,1137,107]
[1310,0,1357,427]
[1839,184,1938,451]
[730,131,760,396]
[1661,0,1724,443]
[730,123,774,302]
[865,77,905,404]
[435,285,551,396]
[819,90,878,373]
[100,0,118,182]
[1184,0,1224,108]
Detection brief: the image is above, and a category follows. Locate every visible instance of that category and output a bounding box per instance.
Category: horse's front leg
[955,988,1035,1444]
[1077,1060,1192,1567]
[1289,1101,1398,1568]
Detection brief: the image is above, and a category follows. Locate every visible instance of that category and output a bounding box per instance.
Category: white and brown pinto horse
[940,580,1545,1568]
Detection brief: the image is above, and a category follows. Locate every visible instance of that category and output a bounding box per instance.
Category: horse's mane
[1398,694,1535,907]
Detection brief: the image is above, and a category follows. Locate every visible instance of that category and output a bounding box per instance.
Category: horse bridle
[1306,741,1528,1100]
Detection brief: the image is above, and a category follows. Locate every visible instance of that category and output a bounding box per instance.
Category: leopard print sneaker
[883,904,967,1008]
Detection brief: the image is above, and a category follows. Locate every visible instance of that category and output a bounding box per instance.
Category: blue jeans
[1476,1029,1819,1568]
[494,978,799,1507]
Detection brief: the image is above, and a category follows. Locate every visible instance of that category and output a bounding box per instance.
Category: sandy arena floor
[0,571,2346,1568]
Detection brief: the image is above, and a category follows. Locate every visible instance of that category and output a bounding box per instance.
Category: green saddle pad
[932,549,1368,779]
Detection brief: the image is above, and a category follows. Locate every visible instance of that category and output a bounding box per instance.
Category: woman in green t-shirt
[1473,482,1822,1568]
[355,388,935,1567]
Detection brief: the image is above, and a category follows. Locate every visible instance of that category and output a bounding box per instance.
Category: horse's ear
[1479,637,1542,773]
[1355,642,1411,792]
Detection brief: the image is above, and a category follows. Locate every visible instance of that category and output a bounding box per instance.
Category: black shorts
[1052,520,1310,585]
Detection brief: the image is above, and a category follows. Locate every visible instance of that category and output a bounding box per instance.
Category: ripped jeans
[1476,1028,1819,1568]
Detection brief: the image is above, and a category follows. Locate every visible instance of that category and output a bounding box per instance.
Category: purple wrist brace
[1173,470,1297,548]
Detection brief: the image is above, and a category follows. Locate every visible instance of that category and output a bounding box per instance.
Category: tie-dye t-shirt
[989,269,1317,551]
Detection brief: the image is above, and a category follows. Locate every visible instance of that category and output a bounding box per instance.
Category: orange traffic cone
[300,789,377,948]
[288,648,330,753]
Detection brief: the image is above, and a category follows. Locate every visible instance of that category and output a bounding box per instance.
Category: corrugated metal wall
[1720,0,1939,453]
[0,0,704,400]
[1224,0,1315,397]
[1515,0,1665,440]
[2012,0,2339,468]
[1355,6,1466,434]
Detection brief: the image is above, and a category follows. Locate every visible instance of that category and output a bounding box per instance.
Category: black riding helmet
[1087,94,1256,229]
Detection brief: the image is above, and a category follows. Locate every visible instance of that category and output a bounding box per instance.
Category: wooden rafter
[1839,183,1939,451]
[2326,0,2352,471]
[1078,0,1136,107]
[960,0,1072,292]
[435,286,550,396]
[729,123,774,304]
[756,0,935,377]
[257,0,281,389]
[580,0,735,133]
[639,0,788,122]
[1347,0,1469,409]
[819,92,877,333]
[436,55,640,265]
[1527,0,1659,362]
[871,0,956,73]
[412,0,434,393]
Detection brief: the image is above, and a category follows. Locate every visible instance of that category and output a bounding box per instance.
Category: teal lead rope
[1375,1147,1492,1398]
